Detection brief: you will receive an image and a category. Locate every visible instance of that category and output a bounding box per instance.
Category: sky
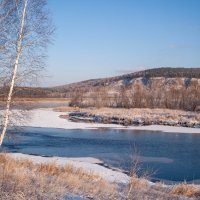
[44,0,200,86]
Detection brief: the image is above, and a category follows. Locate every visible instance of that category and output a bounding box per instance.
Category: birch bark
[0,0,28,146]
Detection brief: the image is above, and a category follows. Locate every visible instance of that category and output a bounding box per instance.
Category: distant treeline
[68,77,200,111]
[127,67,200,78]
[0,68,200,111]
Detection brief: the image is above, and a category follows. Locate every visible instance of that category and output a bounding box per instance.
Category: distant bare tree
[0,0,53,146]
[69,90,84,107]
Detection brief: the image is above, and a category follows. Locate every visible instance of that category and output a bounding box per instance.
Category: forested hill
[6,67,200,94]
[1,67,200,111]
[120,67,200,78]
[54,67,200,90]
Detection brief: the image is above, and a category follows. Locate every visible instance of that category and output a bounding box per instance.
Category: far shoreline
[9,108,200,134]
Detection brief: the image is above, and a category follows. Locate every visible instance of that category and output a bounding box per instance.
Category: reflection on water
[2,127,200,183]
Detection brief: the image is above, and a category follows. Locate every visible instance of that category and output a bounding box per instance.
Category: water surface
[3,127,200,183]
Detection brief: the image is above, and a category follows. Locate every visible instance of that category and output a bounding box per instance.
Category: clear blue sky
[44,0,200,86]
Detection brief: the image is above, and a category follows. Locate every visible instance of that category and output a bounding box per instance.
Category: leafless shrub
[126,147,151,200]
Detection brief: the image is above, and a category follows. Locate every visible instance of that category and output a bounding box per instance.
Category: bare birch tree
[0,0,53,146]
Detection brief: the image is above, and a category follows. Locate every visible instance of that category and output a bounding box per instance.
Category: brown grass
[171,182,200,198]
[128,174,149,191]
[126,176,200,200]
[125,155,200,200]
[126,160,150,200]
[54,106,200,124]
[0,154,117,200]
[1,153,200,200]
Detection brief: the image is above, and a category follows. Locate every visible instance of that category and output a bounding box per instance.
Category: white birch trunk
[0,0,28,146]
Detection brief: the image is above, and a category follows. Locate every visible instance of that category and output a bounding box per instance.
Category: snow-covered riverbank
[7,153,129,184]
[20,108,200,133]
[6,152,200,200]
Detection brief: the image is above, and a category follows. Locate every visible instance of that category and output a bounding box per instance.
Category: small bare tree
[0,0,53,146]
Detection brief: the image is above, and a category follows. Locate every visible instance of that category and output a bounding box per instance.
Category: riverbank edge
[17,108,200,133]
[66,111,200,128]
[57,105,199,128]
[5,153,200,193]
[5,153,130,185]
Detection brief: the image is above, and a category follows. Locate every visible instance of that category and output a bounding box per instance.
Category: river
[3,127,200,183]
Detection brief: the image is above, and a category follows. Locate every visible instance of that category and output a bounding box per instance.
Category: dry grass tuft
[126,158,150,200]
[171,182,200,198]
[126,173,149,200]
[0,154,117,200]
[128,174,149,191]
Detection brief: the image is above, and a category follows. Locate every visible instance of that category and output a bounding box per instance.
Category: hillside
[54,67,200,92]
[1,67,200,111]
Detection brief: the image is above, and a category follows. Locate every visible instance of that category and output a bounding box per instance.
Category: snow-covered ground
[8,153,130,184]
[20,108,200,133]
